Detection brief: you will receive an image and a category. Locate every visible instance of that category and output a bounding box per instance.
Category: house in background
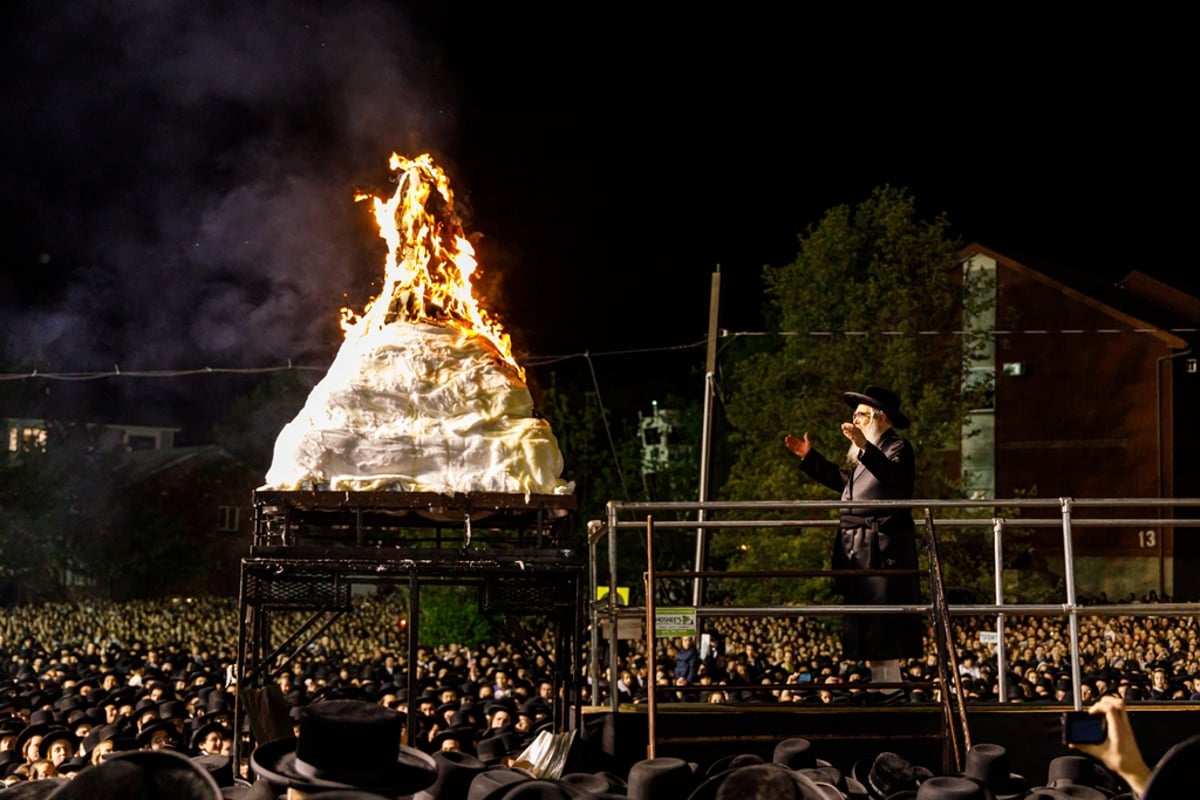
[959,244,1199,599]
[0,404,256,600]
[4,417,179,460]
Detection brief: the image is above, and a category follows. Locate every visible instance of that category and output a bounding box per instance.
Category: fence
[588,497,1200,723]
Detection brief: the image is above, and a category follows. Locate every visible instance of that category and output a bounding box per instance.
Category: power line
[728,327,1199,338]
[0,364,327,382]
[1,325,1195,383]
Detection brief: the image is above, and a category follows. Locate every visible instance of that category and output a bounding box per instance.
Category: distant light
[1002,362,1027,377]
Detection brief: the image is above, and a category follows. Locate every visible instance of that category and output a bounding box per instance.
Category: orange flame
[342,153,522,379]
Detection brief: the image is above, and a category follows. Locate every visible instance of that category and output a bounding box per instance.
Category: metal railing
[588,497,1200,726]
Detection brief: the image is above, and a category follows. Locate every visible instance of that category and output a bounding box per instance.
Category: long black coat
[798,427,924,660]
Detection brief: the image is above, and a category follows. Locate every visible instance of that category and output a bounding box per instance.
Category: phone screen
[1063,712,1107,744]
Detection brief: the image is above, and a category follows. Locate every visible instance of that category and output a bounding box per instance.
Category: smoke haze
[2,0,460,373]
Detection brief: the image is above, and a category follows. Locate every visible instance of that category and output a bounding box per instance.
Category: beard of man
[846,412,889,466]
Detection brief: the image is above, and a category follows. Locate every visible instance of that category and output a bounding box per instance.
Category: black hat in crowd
[626,757,696,800]
[1025,755,1117,800]
[414,750,488,800]
[959,743,1028,800]
[851,751,931,800]
[38,727,80,759]
[843,386,910,429]
[774,738,833,771]
[250,700,437,796]
[904,775,993,799]
[7,778,70,799]
[47,749,222,800]
[1140,732,1200,800]
[136,719,181,749]
[698,763,833,800]
[477,732,523,765]
[189,721,233,754]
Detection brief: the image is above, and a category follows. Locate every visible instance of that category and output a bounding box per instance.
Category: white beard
[846,417,887,466]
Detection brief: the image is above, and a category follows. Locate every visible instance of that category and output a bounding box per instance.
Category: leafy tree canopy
[713,185,996,604]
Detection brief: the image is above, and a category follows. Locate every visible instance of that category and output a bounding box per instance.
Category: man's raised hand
[784,432,811,459]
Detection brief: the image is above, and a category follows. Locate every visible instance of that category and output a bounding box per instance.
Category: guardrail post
[644,515,657,758]
[993,517,1010,703]
[607,502,620,715]
[1061,497,1084,710]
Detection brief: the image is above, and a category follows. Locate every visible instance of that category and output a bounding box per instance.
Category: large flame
[342,153,522,379]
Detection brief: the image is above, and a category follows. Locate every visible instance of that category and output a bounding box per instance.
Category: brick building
[960,245,1199,598]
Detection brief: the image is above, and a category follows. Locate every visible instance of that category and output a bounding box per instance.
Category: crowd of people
[0,593,1197,797]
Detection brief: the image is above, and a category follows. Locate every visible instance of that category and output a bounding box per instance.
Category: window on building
[127,434,157,451]
[217,506,240,532]
[7,425,48,454]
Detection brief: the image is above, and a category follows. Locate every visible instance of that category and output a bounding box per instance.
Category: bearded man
[784,386,923,687]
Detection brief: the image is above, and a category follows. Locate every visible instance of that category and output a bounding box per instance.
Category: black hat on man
[250,699,437,796]
[959,743,1027,800]
[842,386,910,429]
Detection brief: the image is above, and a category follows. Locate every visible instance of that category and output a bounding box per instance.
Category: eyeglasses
[852,410,874,421]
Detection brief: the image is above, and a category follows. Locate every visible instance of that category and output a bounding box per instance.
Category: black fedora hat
[850,752,922,800]
[189,721,233,754]
[960,743,1028,800]
[415,750,489,800]
[559,773,612,794]
[843,386,910,429]
[47,749,222,800]
[39,727,80,760]
[1042,755,1118,797]
[489,780,585,799]
[627,757,696,800]
[774,738,833,771]
[17,722,70,760]
[912,776,993,799]
[136,719,181,749]
[1142,732,1200,799]
[468,767,530,800]
[477,733,522,766]
[705,752,765,778]
[250,700,437,796]
[192,753,236,788]
[704,764,835,800]
[5,778,70,799]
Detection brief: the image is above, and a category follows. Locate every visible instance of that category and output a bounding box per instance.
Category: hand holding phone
[1062,711,1107,745]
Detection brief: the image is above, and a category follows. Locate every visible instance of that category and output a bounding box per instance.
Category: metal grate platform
[252,490,578,552]
[242,569,352,611]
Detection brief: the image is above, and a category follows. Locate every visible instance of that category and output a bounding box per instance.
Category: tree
[534,368,705,606]
[418,585,499,647]
[0,423,122,603]
[715,185,995,606]
[210,370,314,474]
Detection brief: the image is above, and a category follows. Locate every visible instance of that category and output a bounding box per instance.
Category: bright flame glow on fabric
[343,153,521,379]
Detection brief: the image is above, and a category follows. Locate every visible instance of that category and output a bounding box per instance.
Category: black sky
[1,3,1194,425]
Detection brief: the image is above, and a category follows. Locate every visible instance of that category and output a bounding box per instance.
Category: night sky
[2,3,1193,431]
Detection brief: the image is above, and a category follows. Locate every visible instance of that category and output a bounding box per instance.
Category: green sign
[655,607,697,636]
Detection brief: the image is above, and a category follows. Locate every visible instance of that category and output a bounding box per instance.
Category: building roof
[117,444,242,486]
[961,243,1195,349]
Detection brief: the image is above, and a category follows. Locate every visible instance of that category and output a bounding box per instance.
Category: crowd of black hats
[0,593,1197,798]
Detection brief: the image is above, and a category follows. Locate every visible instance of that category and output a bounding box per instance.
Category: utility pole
[692,267,720,605]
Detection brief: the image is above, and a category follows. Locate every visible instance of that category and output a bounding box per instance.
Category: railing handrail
[590,496,1200,727]
[605,497,1200,512]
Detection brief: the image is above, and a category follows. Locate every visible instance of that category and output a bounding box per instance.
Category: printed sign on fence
[655,607,697,637]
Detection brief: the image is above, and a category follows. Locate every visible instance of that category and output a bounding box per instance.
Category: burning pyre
[262,154,571,497]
